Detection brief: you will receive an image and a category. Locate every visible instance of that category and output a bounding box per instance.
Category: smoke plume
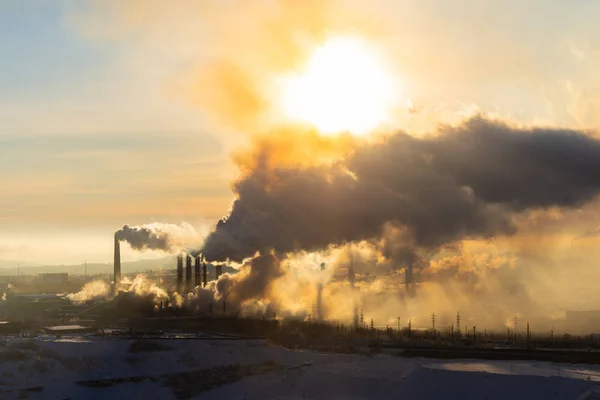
[203,117,600,265]
[115,222,200,252]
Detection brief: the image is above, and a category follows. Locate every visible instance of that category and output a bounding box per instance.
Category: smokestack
[202,262,207,287]
[194,256,201,288]
[176,254,183,294]
[215,264,223,280]
[316,263,325,321]
[185,254,192,293]
[114,236,121,293]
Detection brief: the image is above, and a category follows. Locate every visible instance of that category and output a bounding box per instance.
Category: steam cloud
[202,117,600,264]
[115,222,199,252]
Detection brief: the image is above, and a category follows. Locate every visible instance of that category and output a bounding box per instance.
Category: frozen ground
[0,335,599,399]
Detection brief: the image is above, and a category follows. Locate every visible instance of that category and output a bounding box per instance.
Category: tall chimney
[316,263,325,321]
[215,265,223,280]
[185,255,192,293]
[194,256,201,288]
[176,254,183,294]
[113,236,121,293]
[202,262,207,287]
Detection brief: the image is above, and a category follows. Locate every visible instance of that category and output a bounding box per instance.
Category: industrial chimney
[316,263,325,321]
[114,236,121,293]
[202,262,207,287]
[185,254,192,293]
[194,256,201,288]
[176,254,183,294]
[215,264,223,280]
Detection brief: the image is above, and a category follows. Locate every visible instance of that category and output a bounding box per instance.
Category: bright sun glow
[281,37,399,135]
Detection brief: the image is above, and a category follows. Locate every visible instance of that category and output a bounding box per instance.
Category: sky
[2,0,600,264]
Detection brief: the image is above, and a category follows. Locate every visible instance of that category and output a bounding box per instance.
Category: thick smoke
[115,222,199,252]
[202,117,600,266]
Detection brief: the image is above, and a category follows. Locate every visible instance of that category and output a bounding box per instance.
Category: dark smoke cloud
[202,117,600,265]
[427,118,600,210]
[115,225,170,251]
[215,252,283,307]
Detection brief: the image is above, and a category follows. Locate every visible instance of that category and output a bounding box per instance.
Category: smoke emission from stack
[197,117,600,317]
[114,223,200,253]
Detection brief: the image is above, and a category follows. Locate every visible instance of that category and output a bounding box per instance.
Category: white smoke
[66,280,110,304]
[121,274,168,300]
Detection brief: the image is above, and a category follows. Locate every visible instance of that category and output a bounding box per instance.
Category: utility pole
[431,312,436,333]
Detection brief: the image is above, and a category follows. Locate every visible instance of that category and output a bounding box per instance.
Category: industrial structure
[185,255,192,293]
[113,236,121,293]
[194,255,201,287]
[176,254,183,294]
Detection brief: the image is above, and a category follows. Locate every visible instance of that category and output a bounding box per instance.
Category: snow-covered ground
[0,335,599,399]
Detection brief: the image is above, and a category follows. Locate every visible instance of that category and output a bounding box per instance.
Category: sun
[280,36,399,135]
